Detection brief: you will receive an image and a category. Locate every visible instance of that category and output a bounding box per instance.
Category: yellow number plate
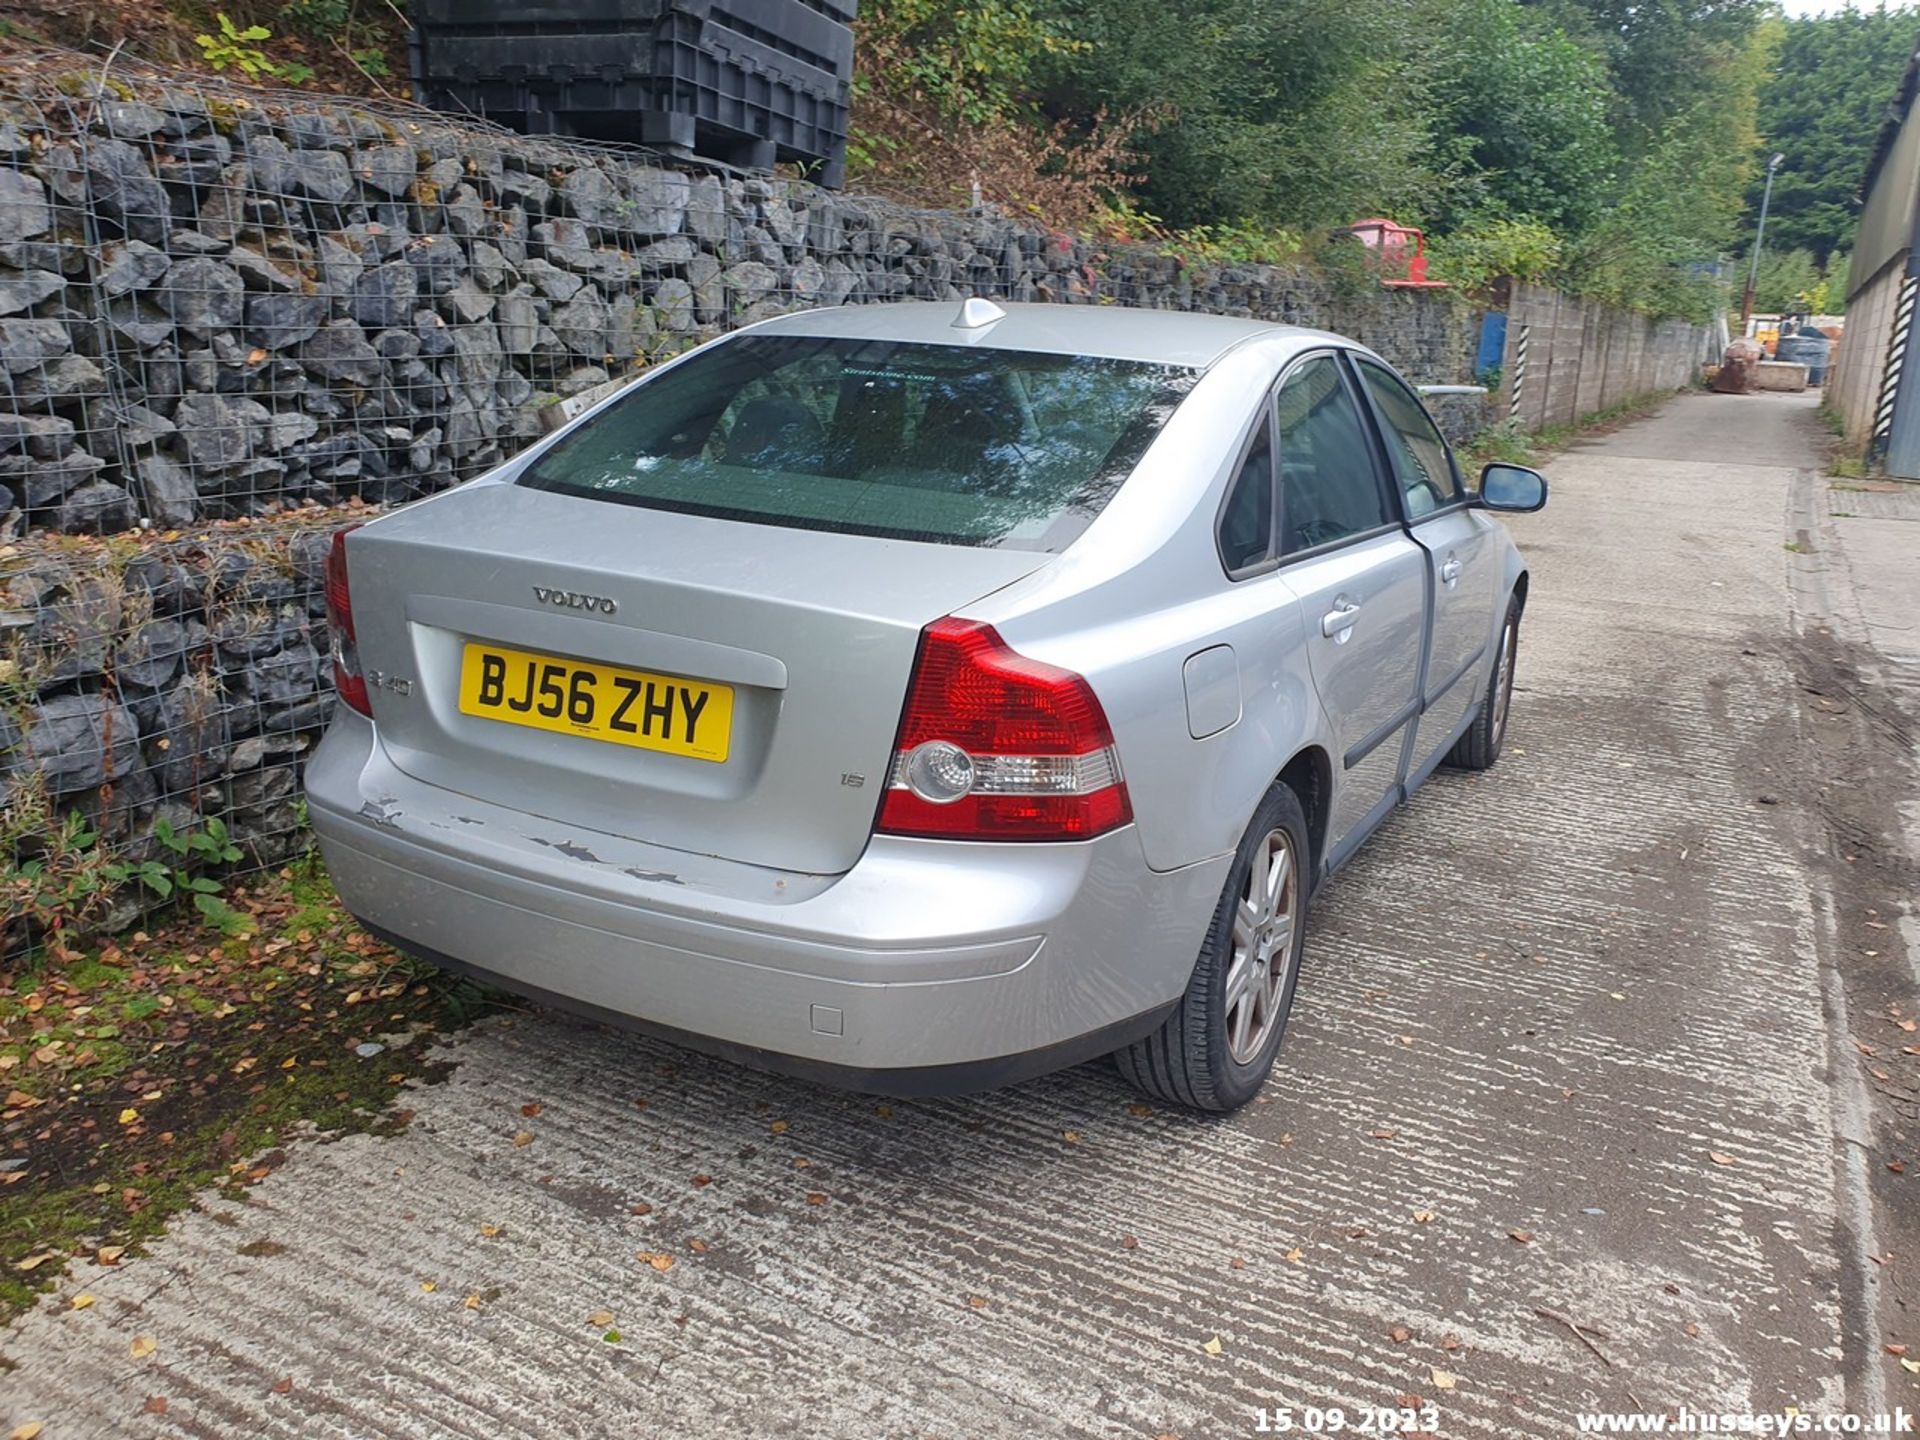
[457,642,733,763]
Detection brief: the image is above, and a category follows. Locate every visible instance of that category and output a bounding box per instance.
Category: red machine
[1348,219,1448,289]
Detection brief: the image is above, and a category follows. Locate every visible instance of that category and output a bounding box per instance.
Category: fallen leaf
[512,1131,534,1147]
[967,1294,987,1309]
[521,1103,542,1118]
[691,1173,712,1187]
[1229,1256,1245,1270]
[1390,1325,1413,1343]
[637,1251,675,1272]
[873,1103,893,1118]
[96,1245,124,1265]
[602,1328,622,1343]
[71,1294,95,1310]
[1372,1128,1398,1140]
[130,1335,157,1360]
[688,1238,708,1254]
[270,1378,293,1395]
[792,1157,811,1169]
[1120,1235,1139,1250]
[1429,1368,1458,1391]
[479,1224,502,1238]
[1886,1344,1909,1357]
[1440,1334,1462,1352]
[420,1280,437,1293]
[1413,1209,1436,1224]
[588,1310,614,1326]
[463,1293,482,1311]
[1509,1230,1534,1244]
[143,1396,168,1414]
[10,1425,44,1440]
[1202,1335,1223,1356]
[1891,1161,1907,1175]
[1903,1359,1920,1375]
[1062,1129,1083,1144]
[118,1108,139,1126]
[1683,1322,1701,1337]
[1284,1247,1305,1262]
[806,1192,828,1206]
[14,1253,54,1271]
[1126,1102,1153,1118]
[1708,1152,1738,1167]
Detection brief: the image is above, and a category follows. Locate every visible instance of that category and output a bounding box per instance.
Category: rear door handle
[1321,600,1361,639]
[1440,557,1463,587]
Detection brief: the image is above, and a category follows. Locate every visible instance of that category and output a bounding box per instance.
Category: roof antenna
[952,297,1007,330]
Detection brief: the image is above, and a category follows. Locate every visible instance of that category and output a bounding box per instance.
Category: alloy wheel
[1224,827,1300,1065]
[1491,616,1517,748]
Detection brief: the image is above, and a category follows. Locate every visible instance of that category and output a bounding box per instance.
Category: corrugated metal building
[1829,36,1920,475]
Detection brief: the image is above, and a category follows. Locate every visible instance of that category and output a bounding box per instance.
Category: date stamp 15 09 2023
[1250,1404,1442,1435]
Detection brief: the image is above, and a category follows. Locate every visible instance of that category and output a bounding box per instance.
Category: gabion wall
[2,514,343,948]
[0,56,1498,538]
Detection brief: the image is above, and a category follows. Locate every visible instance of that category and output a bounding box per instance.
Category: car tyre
[1445,595,1521,771]
[1115,782,1310,1114]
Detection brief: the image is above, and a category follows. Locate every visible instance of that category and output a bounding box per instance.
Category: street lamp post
[1741,152,1786,329]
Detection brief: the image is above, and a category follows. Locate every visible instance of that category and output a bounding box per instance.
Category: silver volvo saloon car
[307,299,1546,1112]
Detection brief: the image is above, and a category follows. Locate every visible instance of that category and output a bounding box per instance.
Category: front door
[1352,359,1501,780]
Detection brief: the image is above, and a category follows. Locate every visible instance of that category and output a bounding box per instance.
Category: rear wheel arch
[1275,745,1332,880]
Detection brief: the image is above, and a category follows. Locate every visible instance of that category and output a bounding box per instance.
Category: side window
[1274,356,1392,554]
[1217,416,1274,574]
[1355,360,1461,519]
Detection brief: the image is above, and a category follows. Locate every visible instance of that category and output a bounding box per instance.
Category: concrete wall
[1829,259,1907,456]
[1496,282,1711,432]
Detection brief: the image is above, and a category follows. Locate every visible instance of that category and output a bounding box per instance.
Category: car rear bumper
[306,710,1227,1090]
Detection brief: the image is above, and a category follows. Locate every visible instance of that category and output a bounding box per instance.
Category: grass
[0,856,496,1324]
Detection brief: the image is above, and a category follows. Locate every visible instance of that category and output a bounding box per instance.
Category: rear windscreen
[517,335,1198,552]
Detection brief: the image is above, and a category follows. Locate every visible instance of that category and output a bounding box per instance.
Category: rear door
[1268,353,1429,857]
[1352,359,1501,780]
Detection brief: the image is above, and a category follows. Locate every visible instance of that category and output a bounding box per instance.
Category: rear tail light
[323,525,371,717]
[879,618,1132,841]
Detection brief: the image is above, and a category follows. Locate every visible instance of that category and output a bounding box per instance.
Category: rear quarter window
[518,335,1197,553]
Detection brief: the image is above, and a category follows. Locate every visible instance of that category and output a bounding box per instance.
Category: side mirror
[1479,462,1548,513]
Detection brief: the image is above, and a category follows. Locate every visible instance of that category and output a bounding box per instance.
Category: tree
[1033,0,1436,230]
[1537,0,1770,144]
[1422,0,1619,234]
[1744,6,1920,264]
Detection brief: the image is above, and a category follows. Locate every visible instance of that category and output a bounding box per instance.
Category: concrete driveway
[6,391,1917,1438]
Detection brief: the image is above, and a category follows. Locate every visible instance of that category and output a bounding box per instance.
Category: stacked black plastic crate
[410,0,856,187]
